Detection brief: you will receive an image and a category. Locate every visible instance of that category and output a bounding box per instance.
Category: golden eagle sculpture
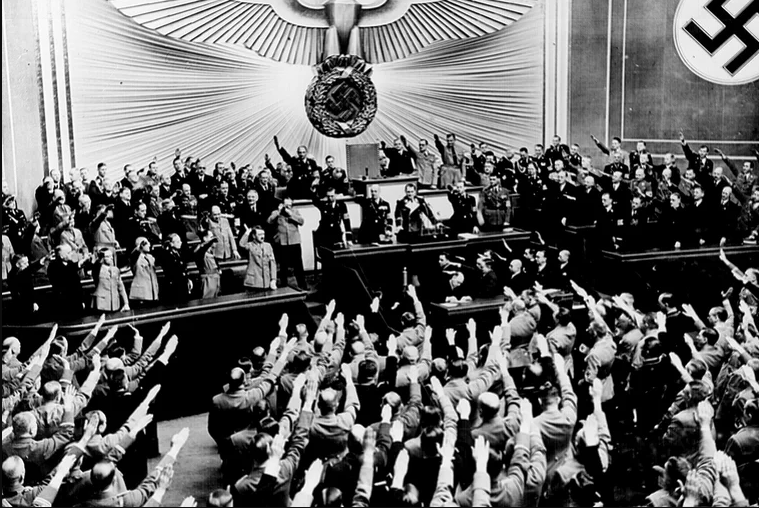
[110,0,537,137]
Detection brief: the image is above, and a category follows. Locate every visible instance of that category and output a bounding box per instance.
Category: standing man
[267,196,306,289]
[357,184,392,244]
[629,140,654,171]
[434,133,466,188]
[679,131,713,186]
[715,149,757,202]
[237,189,266,235]
[273,136,321,199]
[604,152,631,180]
[477,173,511,231]
[314,188,353,247]
[545,135,570,166]
[195,229,222,299]
[394,183,439,240]
[239,226,277,291]
[206,206,240,261]
[447,180,478,234]
[170,158,189,193]
[408,138,443,189]
[590,134,629,168]
[380,136,416,177]
[89,163,109,208]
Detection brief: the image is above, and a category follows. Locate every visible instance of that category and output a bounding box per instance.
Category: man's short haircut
[2,456,25,484]
[251,432,273,465]
[228,367,245,391]
[535,143,544,150]
[519,147,529,153]
[557,307,572,326]
[91,461,117,491]
[700,145,709,151]
[40,381,62,403]
[404,183,417,192]
[702,327,720,346]
[97,162,106,170]
[382,391,402,414]
[290,351,311,374]
[448,358,468,379]
[358,360,378,384]
[208,489,234,507]
[710,306,728,322]
[318,486,344,507]
[12,412,36,436]
[318,388,340,414]
[612,136,622,143]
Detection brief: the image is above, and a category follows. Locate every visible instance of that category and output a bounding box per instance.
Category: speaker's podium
[347,142,419,208]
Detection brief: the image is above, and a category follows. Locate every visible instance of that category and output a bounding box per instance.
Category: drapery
[66,0,544,181]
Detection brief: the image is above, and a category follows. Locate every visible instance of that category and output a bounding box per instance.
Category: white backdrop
[65,0,545,180]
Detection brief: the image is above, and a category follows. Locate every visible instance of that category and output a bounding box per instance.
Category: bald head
[91,461,117,491]
[2,456,25,486]
[479,392,500,420]
[509,259,523,274]
[2,337,21,360]
[228,367,245,391]
[318,388,340,415]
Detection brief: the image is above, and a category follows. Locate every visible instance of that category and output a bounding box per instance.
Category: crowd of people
[2,132,758,319]
[2,317,196,506]
[6,244,756,506]
[2,130,759,506]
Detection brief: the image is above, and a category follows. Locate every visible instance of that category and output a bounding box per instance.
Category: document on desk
[440,302,458,307]
[458,233,477,240]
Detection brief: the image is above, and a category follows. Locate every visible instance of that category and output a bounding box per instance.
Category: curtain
[66,0,544,180]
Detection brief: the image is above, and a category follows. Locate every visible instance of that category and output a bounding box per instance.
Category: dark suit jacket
[686,200,713,244]
[574,187,602,226]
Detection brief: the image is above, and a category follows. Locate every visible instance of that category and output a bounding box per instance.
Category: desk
[316,229,532,316]
[594,244,759,306]
[429,297,507,326]
[601,244,759,263]
[292,184,492,271]
[351,176,419,205]
[318,229,532,265]
[5,287,306,335]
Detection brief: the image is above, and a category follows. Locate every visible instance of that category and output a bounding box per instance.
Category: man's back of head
[208,488,234,507]
[318,388,340,415]
[91,461,117,492]
[2,456,25,490]
[227,367,245,392]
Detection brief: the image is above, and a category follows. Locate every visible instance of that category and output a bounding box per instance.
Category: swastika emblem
[674,0,759,85]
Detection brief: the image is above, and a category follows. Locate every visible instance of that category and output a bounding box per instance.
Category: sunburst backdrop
[65,0,544,181]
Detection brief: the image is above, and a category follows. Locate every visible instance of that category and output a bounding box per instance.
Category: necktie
[452,149,458,166]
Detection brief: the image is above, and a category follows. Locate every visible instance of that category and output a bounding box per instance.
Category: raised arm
[337,364,361,427]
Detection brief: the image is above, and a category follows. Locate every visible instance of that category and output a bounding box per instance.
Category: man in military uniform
[477,174,511,231]
[603,152,630,180]
[394,183,440,241]
[314,187,353,247]
[544,135,570,166]
[446,181,478,234]
[357,184,392,244]
[532,144,552,178]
